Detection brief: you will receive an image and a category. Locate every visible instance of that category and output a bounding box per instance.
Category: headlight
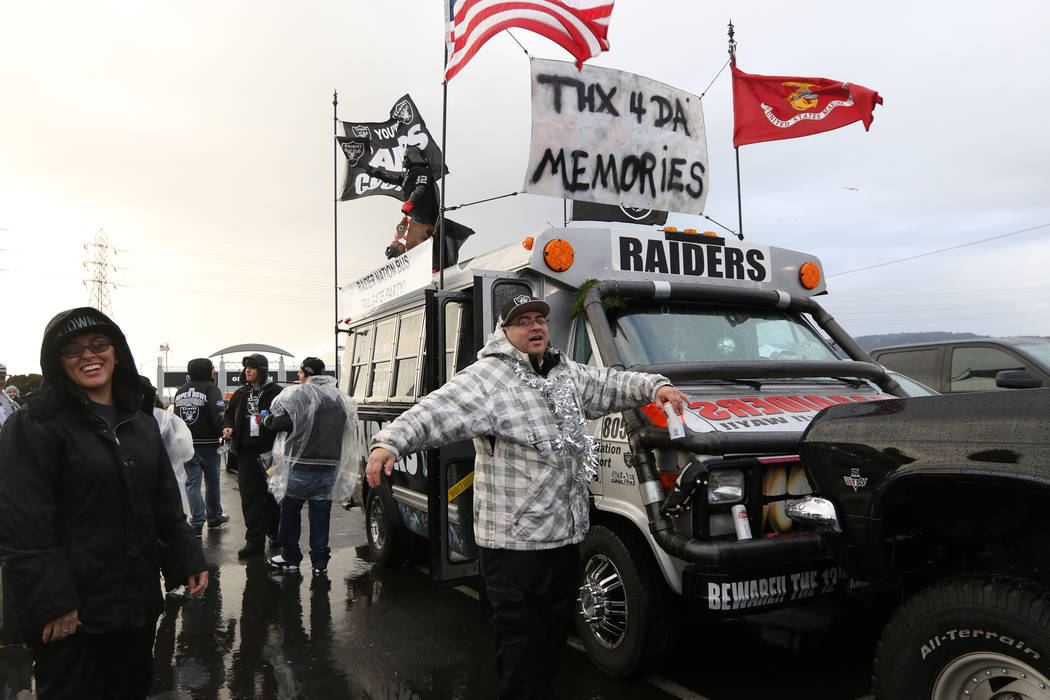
[707,469,745,504]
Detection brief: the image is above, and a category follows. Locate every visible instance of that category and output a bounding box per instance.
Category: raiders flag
[338,94,446,202]
[571,201,668,226]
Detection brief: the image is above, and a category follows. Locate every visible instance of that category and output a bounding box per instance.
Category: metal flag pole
[333,91,340,381]
[729,21,743,238]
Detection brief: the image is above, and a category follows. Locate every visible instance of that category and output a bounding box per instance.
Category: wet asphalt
[0,468,883,699]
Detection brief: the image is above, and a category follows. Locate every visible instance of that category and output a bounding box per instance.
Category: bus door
[424,287,480,583]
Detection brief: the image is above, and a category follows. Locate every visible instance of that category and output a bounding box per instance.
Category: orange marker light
[522,236,534,250]
[799,262,821,290]
[543,238,575,272]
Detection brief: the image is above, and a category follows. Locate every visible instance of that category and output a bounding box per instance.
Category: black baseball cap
[300,357,325,376]
[500,294,550,327]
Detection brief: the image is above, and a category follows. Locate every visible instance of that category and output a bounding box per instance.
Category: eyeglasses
[60,339,112,359]
[504,316,548,328]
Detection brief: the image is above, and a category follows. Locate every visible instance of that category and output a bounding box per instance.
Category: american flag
[445,0,615,81]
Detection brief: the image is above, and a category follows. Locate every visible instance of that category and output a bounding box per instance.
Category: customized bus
[340,226,905,677]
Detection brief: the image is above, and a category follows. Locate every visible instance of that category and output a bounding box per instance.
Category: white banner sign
[524,59,709,215]
[342,239,433,319]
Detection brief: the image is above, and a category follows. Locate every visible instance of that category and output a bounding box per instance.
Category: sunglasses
[60,339,112,359]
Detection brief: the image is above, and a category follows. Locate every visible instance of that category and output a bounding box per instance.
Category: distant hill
[854,331,984,352]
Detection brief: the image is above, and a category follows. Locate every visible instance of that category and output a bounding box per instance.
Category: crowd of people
[0,300,685,699]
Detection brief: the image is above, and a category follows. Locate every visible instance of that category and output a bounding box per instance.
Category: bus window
[490,281,533,330]
[444,302,462,380]
[572,317,596,367]
[349,325,372,400]
[393,310,423,398]
[369,319,396,399]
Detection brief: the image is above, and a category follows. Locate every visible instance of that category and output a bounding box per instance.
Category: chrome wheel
[368,496,386,552]
[578,553,628,649]
[932,652,1050,700]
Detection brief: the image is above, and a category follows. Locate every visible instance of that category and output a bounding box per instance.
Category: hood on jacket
[240,353,271,386]
[31,306,154,417]
[187,358,214,381]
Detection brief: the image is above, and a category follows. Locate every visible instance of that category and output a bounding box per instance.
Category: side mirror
[995,369,1042,389]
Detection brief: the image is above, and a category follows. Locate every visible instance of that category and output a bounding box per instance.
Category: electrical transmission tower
[83,229,118,315]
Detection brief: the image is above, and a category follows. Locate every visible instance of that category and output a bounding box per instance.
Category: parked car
[870,336,1050,393]
[794,386,1050,696]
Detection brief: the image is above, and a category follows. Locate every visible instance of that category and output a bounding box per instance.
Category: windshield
[609,304,842,366]
[1014,340,1050,368]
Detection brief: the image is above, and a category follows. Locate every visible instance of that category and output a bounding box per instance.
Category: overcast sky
[2,1,1049,379]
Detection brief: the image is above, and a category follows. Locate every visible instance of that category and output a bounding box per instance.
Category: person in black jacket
[368,145,473,269]
[173,357,228,534]
[0,306,208,699]
[222,353,282,559]
[262,357,361,575]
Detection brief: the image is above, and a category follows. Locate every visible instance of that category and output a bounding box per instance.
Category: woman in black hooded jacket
[0,307,208,699]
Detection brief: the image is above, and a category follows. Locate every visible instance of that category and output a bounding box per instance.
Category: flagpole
[729,21,743,238]
[333,90,340,381]
[439,76,448,290]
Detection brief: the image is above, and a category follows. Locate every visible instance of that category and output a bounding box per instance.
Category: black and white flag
[338,94,446,202]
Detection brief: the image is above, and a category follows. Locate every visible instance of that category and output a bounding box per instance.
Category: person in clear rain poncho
[262,357,362,575]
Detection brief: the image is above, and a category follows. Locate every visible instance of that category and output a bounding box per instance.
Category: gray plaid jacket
[371,331,668,550]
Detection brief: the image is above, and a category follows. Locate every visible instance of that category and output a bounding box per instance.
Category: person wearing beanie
[222,353,282,559]
[173,358,229,535]
[0,306,207,698]
[262,357,361,575]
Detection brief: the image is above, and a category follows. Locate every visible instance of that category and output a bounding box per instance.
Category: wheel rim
[368,498,386,551]
[932,652,1050,700]
[577,553,628,649]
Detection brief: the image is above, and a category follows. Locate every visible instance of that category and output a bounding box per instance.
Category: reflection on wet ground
[0,470,878,699]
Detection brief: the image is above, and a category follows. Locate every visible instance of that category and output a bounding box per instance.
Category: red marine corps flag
[445,0,615,81]
[731,65,882,147]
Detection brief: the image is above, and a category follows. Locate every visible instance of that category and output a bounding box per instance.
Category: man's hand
[401,201,414,214]
[222,426,233,440]
[187,570,209,597]
[655,384,689,415]
[366,448,396,488]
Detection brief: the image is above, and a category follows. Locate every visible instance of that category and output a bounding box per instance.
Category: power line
[829,222,1050,277]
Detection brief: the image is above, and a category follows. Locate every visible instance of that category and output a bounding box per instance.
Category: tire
[574,524,670,678]
[365,484,409,567]
[873,575,1050,699]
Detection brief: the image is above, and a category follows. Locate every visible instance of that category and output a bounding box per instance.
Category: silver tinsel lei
[510,357,599,484]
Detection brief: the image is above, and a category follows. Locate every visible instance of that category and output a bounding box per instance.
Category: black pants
[31,625,156,699]
[479,544,579,700]
[237,450,280,546]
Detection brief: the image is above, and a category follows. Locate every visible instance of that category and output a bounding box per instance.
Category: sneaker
[312,567,327,576]
[267,555,300,573]
[193,525,203,538]
[237,543,264,559]
[207,515,230,529]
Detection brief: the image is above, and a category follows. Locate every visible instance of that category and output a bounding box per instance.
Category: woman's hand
[187,570,209,597]
[42,609,80,643]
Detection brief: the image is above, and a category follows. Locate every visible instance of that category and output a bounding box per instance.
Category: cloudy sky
[2,1,1048,380]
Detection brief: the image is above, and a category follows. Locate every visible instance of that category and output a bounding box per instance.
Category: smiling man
[366,294,687,699]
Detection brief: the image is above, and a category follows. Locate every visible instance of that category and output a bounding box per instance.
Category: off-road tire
[574,523,671,678]
[873,574,1050,699]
